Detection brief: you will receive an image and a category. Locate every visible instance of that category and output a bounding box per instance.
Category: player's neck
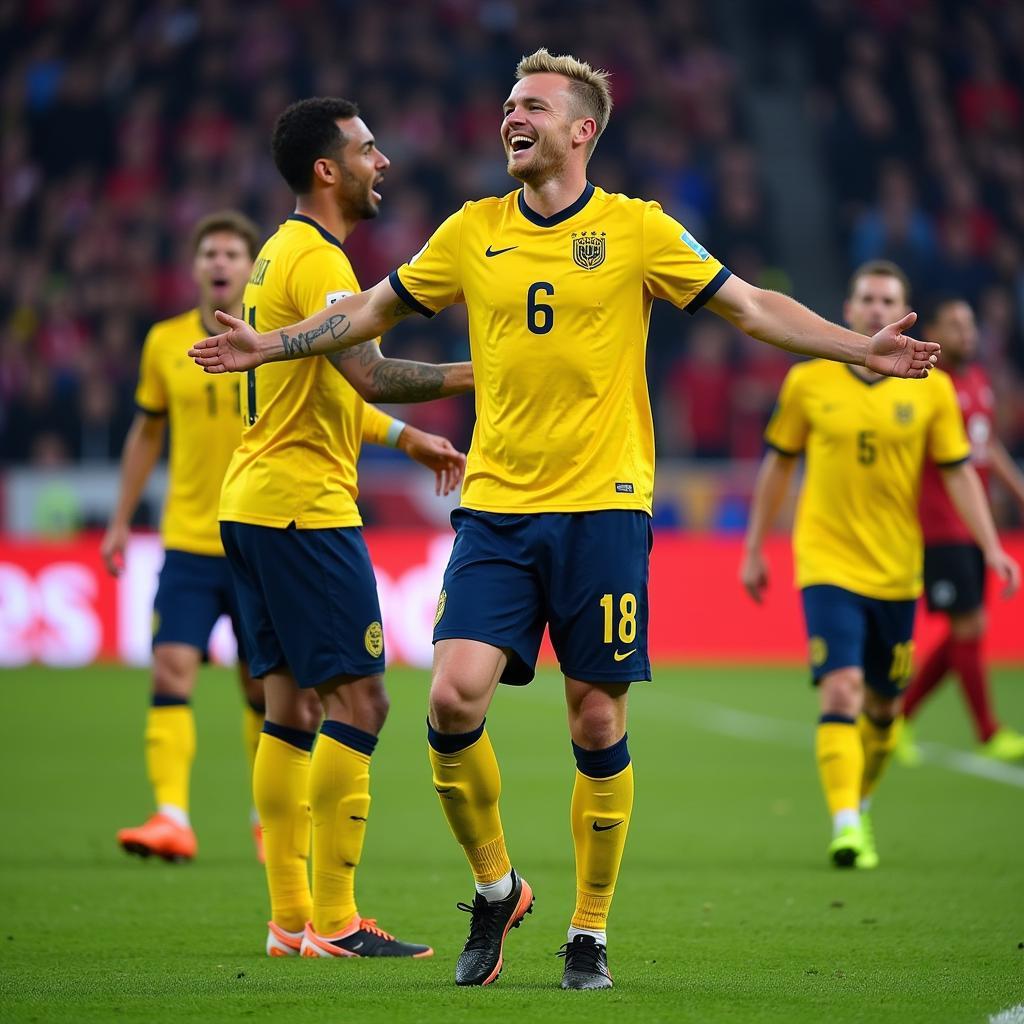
[521,171,590,220]
[200,302,241,336]
[848,363,883,384]
[293,198,353,245]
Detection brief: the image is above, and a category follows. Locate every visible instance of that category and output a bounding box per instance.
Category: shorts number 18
[600,593,637,644]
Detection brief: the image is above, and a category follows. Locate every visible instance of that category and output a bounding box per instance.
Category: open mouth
[509,134,536,154]
[211,277,229,290]
[371,176,384,202]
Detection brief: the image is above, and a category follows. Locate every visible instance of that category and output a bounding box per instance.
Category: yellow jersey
[135,309,243,556]
[765,361,970,600]
[390,183,728,514]
[219,215,379,529]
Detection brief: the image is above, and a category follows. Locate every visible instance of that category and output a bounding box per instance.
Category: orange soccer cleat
[266,921,303,957]
[300,916,433,959]
[117,813,197,862]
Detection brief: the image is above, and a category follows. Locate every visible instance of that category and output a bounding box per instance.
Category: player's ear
[312,157,338,186]
[574,116,597,149]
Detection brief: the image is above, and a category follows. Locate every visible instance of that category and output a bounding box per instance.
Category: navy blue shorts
[801,585,917,698]
[220,522,385,688]
[433,508,653,685]
[152,549,247,662]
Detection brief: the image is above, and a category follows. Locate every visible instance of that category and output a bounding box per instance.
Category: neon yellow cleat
[828,824,864,869]
[856,812,879,870]
[895,721,922,766]
[979,728,1024,762]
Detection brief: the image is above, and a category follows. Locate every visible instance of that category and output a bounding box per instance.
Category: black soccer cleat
[558,934,613,990]
[454,869,534,985]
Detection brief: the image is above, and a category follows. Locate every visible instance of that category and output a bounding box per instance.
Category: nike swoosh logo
[592,820,624,832]
[349,815,367,822]
[613,649,636,662]
[434,787,454,794]
[485,245,518,257]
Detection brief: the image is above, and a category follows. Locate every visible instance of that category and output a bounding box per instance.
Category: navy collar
[517,182,595,227]
[287,213,344,251]
[845,364,887,387]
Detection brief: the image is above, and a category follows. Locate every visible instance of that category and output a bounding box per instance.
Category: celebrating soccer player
[217,98,473,960]
[191,53,943,989]
[900,296,1024,763]
[741,262,1020,870]
[105,211,465,866]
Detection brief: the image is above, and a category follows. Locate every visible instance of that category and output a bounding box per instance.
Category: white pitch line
[990,1004,1024,1024]
[678,698,1024,790]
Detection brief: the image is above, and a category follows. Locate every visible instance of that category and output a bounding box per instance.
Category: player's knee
[570,704,623,750]
[296,689,322,733]
[428,675,481,733]
[819,668,863,717]
[151,646,196,698]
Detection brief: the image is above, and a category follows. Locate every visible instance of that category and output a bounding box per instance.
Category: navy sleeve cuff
[388,270,436,319]
[685,266,732,314]
[765,440,801,457]
[936,455,970,469]
[135,402,167,417]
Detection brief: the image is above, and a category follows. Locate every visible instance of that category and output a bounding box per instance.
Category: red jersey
[920,363,994,545]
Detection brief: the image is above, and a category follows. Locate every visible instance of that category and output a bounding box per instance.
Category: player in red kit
[901,296,1024,763]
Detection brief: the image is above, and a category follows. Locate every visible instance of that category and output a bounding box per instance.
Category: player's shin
[569,737,633,939]
[254,724,315,931]
[858,712,901,804]
[427,721,511,888]
[309,721,376,935]
[815,715,863,828]
[146,696,196,821]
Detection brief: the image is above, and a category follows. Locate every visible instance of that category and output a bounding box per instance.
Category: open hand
[986,547,1021,599]
[398,427,467,496]
[188,310,264,374]
[865,312,939,379]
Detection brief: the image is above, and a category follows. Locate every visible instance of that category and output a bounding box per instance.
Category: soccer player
[104,211,464,866]
[190,53,941,988]
[216,98,474,960]
[900,296,1024,762]
[740,261,1020,871]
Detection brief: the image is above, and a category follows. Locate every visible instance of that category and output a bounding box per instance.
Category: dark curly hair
[271,97,360,194]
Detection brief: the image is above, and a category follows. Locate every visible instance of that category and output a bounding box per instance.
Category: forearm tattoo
[279,314,351,357]
[370,359,445,401]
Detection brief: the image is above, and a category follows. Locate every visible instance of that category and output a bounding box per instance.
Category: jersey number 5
[527,282,554,335]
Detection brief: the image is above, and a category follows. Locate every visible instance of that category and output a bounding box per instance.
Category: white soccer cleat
[266,920,304,957]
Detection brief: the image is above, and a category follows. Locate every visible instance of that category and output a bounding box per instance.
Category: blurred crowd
[0,0,1022,474]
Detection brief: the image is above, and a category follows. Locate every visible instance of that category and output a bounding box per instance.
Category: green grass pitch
[1,663,1022,1023]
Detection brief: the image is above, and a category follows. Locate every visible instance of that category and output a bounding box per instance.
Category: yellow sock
[815,718,863,817]
[859,714,901,802]
[428,724,511,884]
[253,727,314,932]
[309,722,378,936]
[145,702,195,814]
[571,761,634,931]
[242,703,264,780]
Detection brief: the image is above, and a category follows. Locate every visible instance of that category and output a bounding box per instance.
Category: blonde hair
[515,47,612,157]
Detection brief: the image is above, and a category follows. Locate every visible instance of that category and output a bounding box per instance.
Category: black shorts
[923,543,985,615]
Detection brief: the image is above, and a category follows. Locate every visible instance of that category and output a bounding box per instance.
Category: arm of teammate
[939,462,1021,597]
[188,277,417,373]
[705,276,939,379]
[988,438,1024,512]
[359,403,466,496]
[100,412,166,576]
[740,449,799,604]
[325,340,473,402]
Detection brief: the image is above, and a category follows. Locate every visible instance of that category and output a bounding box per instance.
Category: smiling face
[332,116,390,221]
[844,273,910,337]
[192,230,252,309]
[501,73,594,186]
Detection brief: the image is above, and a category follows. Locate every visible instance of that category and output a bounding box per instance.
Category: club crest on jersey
[572,231,606,270]
[364,621,384,658]
[893,402,914,425]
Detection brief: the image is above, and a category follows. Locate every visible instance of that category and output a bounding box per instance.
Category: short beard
[507,136,567,187]
[340,166,379,221]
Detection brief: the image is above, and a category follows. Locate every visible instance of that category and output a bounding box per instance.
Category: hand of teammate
[188,310,264,373]
[100,522,129,577]
[985,546,1021,599]
[397,426,467,496]
[864,312,939,379]
[740,548,769,604]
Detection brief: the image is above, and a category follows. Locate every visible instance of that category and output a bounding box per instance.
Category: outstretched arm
[706,276,939,379]
[189,277,420,373]
[940,461,1020,597]
[989,438,1024,512]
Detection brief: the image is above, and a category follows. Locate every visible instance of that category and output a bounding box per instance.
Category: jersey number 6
[527,282,554,335]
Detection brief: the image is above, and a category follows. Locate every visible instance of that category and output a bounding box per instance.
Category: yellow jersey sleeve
[764,365,810,455]
[389,208,466,315]
[642,205,729,312]
[289,247,358,317]
[360,403,396,447]
[134,326,168,415]
[927,370,971,466]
